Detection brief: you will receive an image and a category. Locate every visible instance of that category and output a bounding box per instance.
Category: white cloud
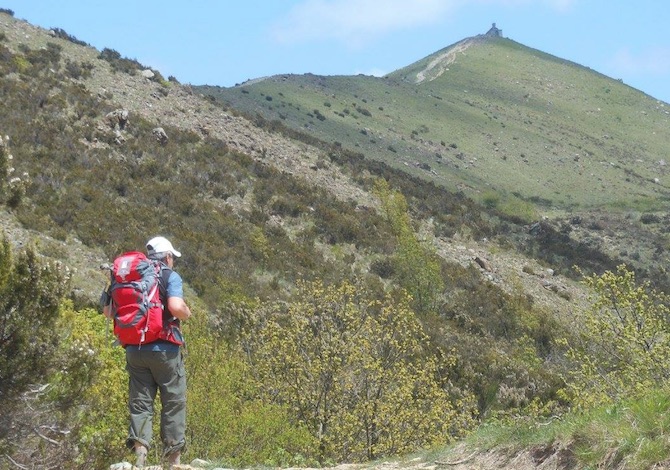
[271,0,457,46]
[474,0,576,10]
[609,46,670,76]
[271,0,577,46]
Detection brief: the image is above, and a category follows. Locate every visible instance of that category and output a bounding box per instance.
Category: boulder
[152,127,168,144]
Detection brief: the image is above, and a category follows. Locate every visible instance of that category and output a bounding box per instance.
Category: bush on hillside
[51,27,89,46]
[436,263,565,416]
[187,306,318,466]
[240,279,477,462]
[65,59,94,80]
[98,47,142,75]
[26,42,62,68]
[0,239,70,459]
[45,302,128,469]
[560,265,670,408]
[374,179,444,314]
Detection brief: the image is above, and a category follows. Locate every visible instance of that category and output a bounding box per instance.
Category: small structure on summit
[486,22,503,37]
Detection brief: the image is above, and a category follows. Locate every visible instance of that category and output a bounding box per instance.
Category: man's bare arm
[167,297,191,320]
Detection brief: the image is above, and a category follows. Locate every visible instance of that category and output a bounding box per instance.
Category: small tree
[560,265,670,408]
[39,302,128,469]
[373,179,444,315]
[243,280,476,462]
[0,238,69,453]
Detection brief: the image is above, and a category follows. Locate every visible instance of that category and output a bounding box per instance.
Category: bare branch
[4,454,29,469]
[33,427,60,445]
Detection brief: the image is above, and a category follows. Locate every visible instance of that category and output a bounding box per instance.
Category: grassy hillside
[200,34,670,293]
[200,35,670,212]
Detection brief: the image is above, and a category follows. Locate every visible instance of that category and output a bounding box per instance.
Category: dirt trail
[415,39,475,83]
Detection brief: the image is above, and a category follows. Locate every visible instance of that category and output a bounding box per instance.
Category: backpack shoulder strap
[157,264,173,305]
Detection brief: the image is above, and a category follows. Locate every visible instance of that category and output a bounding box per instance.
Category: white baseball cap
[146,236,182,258]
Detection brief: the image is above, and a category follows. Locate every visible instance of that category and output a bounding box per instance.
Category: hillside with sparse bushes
[2,8,670,470]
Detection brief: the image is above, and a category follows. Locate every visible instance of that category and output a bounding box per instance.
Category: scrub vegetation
[2,12,670,469]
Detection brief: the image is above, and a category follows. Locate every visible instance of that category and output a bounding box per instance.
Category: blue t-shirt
[165,270,184,298]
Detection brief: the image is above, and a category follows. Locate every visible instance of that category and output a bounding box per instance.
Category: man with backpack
[102,236,192,468]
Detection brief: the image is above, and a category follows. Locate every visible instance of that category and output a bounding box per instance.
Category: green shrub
[356,106,371,116]
[12,55,30,73]
[640,213,660,224]
[98,47,142,75]
[48,302,128,468]
[65,59,94,80]
[0,239,70,456]
[482,191,500,209]
[498,195,538,223]
[560,265,670,409]
[51,27,89,46]
[242,280,476,462]
[26,42,62,68]
[187,302,317,466]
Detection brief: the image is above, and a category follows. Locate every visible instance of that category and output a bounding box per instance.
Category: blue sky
[3,1,670,103]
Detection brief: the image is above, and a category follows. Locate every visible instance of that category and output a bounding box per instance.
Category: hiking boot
[166,450,180,469]
[134,443,148,468]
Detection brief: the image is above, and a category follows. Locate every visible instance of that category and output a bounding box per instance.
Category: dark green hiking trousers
[125,345,186,456]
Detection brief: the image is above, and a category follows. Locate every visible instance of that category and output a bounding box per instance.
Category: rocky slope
[0,13,589,318]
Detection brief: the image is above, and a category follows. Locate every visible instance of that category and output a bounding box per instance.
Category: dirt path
[415,39,475,83]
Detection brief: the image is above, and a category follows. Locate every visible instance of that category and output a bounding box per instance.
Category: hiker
[102,236,192,468]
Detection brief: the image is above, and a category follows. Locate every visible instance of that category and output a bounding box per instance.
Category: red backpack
[109,251,171,347]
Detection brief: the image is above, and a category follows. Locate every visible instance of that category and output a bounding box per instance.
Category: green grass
[423,387,670,470]
[201,36,670,213]
[200,58,670,287]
